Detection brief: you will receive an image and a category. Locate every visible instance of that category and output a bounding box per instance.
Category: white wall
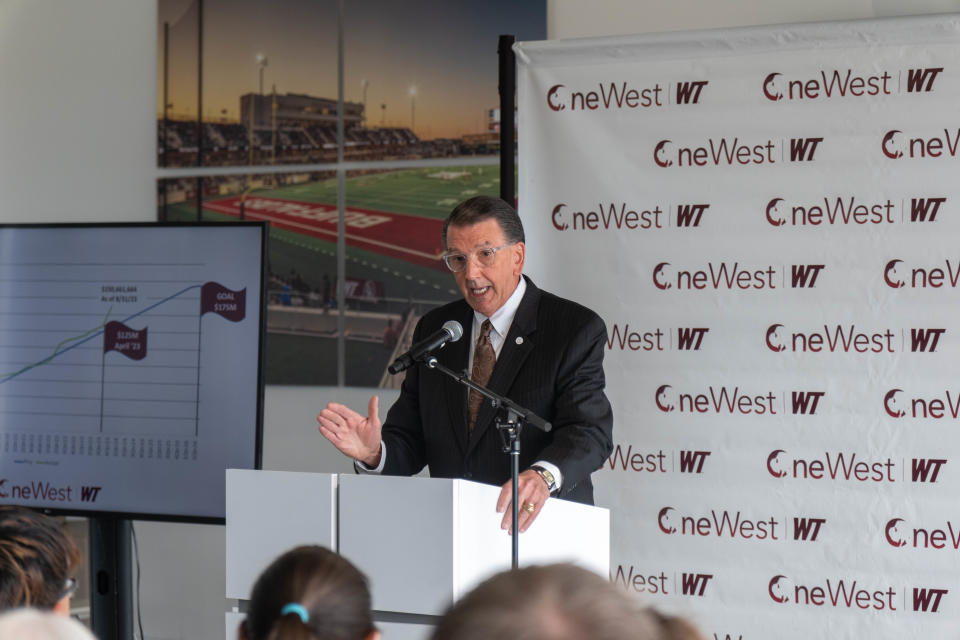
[0,0,155,223]
[5,0,960,638]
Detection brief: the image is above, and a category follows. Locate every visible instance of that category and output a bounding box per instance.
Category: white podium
[225,471,609,640]
[225,470,338,599]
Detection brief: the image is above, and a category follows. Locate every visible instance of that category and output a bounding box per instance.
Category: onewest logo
[550,202,664,232]
[884,389,960,419]
[652,262,777,290]
[762,69,894,101]
[765,323,895,353]
[658,507,780,539]
[882,128,960,160]
[766,449,896,482]
[655,385,777,415]
[653,138,776,167]
[606,445,667,473]
[765,196,895,227]
[883,258,960,289]
[610,565,669,594]
[886,517,960,550]
[546,82,664,111]
[768,575,897,610]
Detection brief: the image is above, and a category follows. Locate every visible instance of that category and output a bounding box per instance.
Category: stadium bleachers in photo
[155,118,475,165]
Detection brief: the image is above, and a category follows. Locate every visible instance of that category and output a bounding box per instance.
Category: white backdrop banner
[517,14,960,640]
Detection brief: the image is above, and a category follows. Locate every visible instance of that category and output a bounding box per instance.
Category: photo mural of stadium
[156,0,544,384]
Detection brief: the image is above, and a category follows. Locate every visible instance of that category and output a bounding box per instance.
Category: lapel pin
[515,337,524,345]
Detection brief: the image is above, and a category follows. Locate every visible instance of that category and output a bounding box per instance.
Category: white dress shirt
[357,276,563,492]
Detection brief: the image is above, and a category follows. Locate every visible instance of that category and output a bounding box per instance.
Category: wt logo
[906,67,944,93]
[911,328,946,352]
[679,450,711,473]
[791,264,825,288]
[913,588,948,612]
[790,137,823,162]
[910,197,947,222]
[912,458,947,483]
[675,81,709,105]
[676,204,710,227]
[677,328,709,350]
[793,517,827,541]
[792,391,826,415]
[681,572,714,596]
[80,486,102,502]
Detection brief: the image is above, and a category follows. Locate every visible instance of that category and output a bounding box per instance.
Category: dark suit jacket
[381,277,613,505]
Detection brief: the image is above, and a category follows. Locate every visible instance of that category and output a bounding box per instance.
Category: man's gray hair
[442,196,525,249]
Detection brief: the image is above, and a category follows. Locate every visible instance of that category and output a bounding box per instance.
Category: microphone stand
[423,355,551,569]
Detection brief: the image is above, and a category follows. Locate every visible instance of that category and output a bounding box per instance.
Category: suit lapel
[467,278,540,454]
[438,303,474,457]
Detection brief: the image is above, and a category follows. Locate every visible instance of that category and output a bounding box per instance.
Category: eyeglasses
[441,244,513,273]
[61,577,78,601]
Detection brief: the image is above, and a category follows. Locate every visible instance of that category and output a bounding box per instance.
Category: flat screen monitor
[0,222,266,523]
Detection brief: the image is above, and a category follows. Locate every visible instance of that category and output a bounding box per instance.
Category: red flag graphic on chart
[201,282,246,322]
[103,322,147,360]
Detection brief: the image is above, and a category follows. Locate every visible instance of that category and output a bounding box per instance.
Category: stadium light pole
[381,103,386,126]
[409,86,416,134]
[256,53,268,95]
[361,79,369,127]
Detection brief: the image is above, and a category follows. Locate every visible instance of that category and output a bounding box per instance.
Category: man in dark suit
[318,196,613,532]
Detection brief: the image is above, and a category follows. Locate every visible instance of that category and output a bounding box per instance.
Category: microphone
[388,320,463,374]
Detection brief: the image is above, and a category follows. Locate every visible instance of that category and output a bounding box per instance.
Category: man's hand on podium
[317,396,383,467]
[497,469,550,534]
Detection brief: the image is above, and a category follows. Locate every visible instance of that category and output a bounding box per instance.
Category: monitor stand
[88,517,133,640]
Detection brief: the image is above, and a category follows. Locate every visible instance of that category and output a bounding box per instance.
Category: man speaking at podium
[317,196,613,533]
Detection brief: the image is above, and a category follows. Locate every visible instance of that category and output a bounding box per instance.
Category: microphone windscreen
[442,320,464,342]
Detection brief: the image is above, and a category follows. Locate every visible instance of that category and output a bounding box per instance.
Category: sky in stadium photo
[158,0,546,140]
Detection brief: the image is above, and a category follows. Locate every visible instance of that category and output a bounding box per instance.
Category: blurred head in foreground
[0,608,96,640]
[0,506,80,615]
[240,545,378,640]
[430,563,705,640]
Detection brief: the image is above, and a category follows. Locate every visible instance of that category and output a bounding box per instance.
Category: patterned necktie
[468,320,495,433]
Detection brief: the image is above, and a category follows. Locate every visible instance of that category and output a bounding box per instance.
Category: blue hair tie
[280,603,309,624]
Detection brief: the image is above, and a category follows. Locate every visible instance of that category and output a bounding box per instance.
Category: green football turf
[161,165,510,384]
